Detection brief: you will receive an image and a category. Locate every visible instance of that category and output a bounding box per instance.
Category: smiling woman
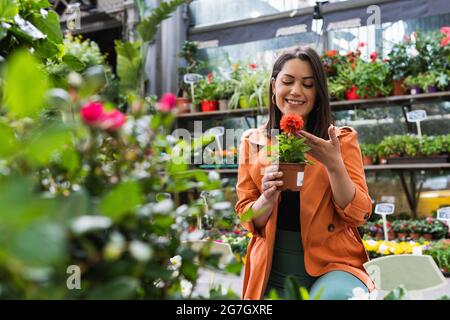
[235,47,375,300]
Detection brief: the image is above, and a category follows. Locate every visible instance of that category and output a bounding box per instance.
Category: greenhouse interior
[0,0,449,303]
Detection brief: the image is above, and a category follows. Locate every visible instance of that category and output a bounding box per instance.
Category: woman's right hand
[261,165,283,202]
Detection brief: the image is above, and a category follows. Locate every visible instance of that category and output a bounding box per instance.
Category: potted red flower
[268,114,312,191]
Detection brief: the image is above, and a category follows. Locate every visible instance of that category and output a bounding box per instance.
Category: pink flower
[101,110,126,130]
[358,42,366,48]
[233,229,241,235]
[207,73,213,83]
[80,101,126,131]
[80,102,104,125]
[440,36,450,47]
[158,93,176,112]
[249,63,257,69]
[370,52,378,62]
[440,26,450,35]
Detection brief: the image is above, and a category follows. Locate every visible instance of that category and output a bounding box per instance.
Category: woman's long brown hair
[266,47,333,140]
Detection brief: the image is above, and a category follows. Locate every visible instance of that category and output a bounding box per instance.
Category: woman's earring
[271,94,276,105]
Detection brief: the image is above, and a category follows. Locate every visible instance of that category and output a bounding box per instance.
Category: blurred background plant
[0,0,243,300]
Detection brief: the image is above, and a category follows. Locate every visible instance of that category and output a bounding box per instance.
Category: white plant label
[297,172,304,186]
[437,207,450,221]
[183,73,202,84]
[407,110,427,140]
[375,203,395,242]
[406,110,427,122]
[374,203,395,215]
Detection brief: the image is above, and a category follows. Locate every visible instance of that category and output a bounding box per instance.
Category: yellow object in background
[417,189,450,217]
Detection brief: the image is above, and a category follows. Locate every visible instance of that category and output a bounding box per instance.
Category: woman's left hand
[296,124,342,170]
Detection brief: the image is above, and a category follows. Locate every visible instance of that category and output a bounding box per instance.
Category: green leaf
[30,11,62,44]
[78,65,107,97]
[0,122,18,157]
[384,286,407,300]
[137,0,184,42]
[0,25,7,41]
[87,277,139,299]
[115,40,142,94]
[0,176,56,229]
[62,54,85,72]
[24,123,72,166]
[283,275,301,300]
[9,222,66,267]
[33,38,62,59]
[100,181,144,221]
[4,50,49,118]
[60,148,80,174]
[0,0,18,22]
[224,260,243,276]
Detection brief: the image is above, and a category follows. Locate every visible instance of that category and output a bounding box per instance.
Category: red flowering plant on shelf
[265,114,312,191]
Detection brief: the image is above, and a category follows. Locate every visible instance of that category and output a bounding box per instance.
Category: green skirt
[264,228,316,298]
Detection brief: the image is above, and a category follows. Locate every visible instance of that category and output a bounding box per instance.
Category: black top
[277,191,300,232]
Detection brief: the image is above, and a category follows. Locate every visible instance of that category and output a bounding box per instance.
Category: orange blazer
[235,126,375,300]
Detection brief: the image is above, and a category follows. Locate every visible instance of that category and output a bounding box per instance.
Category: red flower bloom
[233,229,241,235]
[440,36,450,47]
[80,102,104,125]
[370,52,378,62]
[440,26,450,35]
[80,101,126,131]
[358,42,366,48]
[249,63,257,69]
[325,49,337,57]
[101,110,126,130]
[158,93,176,112]
[207,72,213,83]
[280,114,304,135]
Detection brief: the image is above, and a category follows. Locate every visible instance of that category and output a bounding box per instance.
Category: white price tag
[297,172,304,186]
[406,110,427,122]
[183,73,203,84]
[375,203,395,215]
[437,207,450,221]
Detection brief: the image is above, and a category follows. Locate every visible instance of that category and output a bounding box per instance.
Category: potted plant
[229,64,270,109]
[422,218,435,241]
[360,143,377,165]
[392,220,410,240]
[404,75,422,94]
[420,71,440,93]
[423,240,450,274]
[409,220,421,239]
[327,77,346,101]
[352,59,392,98]
[265,114,312,191]
[196,77,219,112]
[215,79,235,111]
[386,37,422,95]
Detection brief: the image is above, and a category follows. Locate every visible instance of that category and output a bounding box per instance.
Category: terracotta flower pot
[423,233,433,241]
[410,232,420,240]
[363,156,373,165]
[396,232,407,239]
[388,231,395,240]
[392,79,406,96]
[175,97,191,114]
[278,163,306,192]
[201,100,218,112]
